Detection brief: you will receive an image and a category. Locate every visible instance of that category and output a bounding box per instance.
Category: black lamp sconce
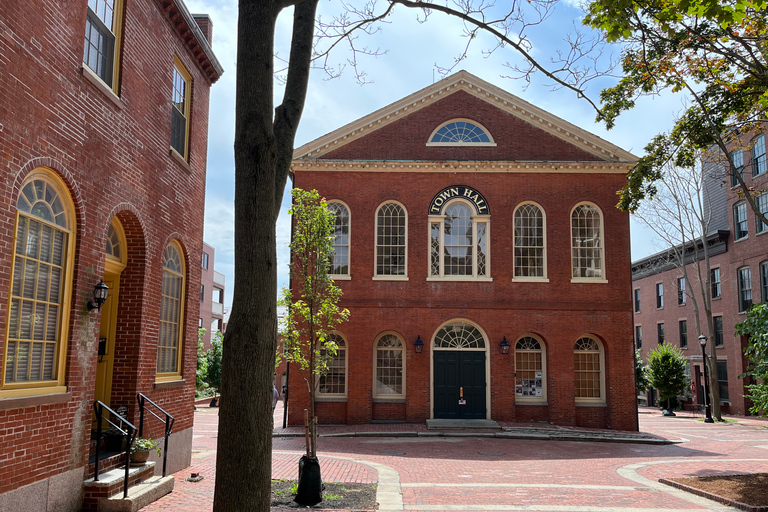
[414,335,424,353]
[500,336,511,354]
[87,280,109,311]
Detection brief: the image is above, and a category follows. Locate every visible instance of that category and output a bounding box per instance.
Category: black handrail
[137,393,175,477]
[93,401,137,499]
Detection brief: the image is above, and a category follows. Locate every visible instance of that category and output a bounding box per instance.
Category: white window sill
[372,397,406,403]
[427,277,493,282]
[511,277,549,283]
[515,400,548,405]
[372,275,409,281]
[330,275,351,281]
[570,278,608,284]
[315,396,347,402]
[575,401,607,407]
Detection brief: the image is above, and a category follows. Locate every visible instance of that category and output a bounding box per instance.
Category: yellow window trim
[2,169,76,393]
[83,0,125,94]
[105,217,127,272]
[171,56,192,161]
[155,240,186,378]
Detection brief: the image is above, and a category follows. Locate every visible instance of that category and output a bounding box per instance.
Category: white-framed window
[570,203,605,281]
[713,315,724,347]
[374,333,404,398]
[328,201,350,278]
[657,323,665,344]
[573,336,605,403]
[738,266,752,313]
[157,241,186,379]
[426,119,496,146]
[656,282,664,309]
[761,261,768,303]
[375,202,407,278]
[730,148,744,187]
[429,200,490,280]
[318,334,347,397]
[752,134,766,177]
[433,321,486,349]
[513,202,546,280]
[202,251,209,269]
[2,170,75,397]
[679,320,687,348]
[756,193,768,234]
[170,58,192,160]
[515,336,546,402]
[711,268,721,298]
[634,289,641,313]
[83,0,124,91]
[734,201,748,240]
[677,277,686,305]
[635,325,642,350]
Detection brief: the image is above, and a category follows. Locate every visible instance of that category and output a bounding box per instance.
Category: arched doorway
[431,321,488,419]
[93,217,127,423]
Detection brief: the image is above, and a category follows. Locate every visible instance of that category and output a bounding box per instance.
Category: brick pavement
[139,403,768,511]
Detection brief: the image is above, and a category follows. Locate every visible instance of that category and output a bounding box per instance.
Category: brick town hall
[284,71,639,432]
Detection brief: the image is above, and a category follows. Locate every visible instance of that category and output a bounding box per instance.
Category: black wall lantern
[500,336,511,354]
[87,280,109,311]
[414,335,424,353]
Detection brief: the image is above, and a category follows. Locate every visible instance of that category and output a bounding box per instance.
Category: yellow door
[93,273,119,427]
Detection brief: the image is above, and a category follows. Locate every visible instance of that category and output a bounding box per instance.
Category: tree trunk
[213,3,278,511]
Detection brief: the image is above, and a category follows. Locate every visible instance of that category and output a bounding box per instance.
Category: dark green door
[433,351,486,419]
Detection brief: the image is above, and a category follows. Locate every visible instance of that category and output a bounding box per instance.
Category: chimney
[193,14,213,45]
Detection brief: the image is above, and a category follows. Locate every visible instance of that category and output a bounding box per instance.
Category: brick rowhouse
[282,72,639,431]
[0,0,222,509]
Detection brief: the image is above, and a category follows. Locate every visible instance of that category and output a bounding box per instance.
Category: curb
[659,477,768,512]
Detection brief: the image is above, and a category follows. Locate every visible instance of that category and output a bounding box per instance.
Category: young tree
[633,160,723,419]
[196,328,209,392]
[635,349,649,394]
[278,188,349,504]
[584,0,768,220]
[217,2,612,510]
[646,343,690,415]
[205,331,224,394]
[736,303,768,416]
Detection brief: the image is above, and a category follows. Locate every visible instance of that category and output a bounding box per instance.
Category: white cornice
[293,70,637,163]
[291,160,635,174]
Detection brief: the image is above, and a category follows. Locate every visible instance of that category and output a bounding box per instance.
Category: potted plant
[130,437,160,465]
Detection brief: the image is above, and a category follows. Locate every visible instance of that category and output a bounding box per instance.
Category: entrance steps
[426,419,501,430]
[82,461,174,512]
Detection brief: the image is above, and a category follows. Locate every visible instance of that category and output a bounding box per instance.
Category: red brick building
[285,71,639,431]
[632,127,768,416]
[199,242,225,351]
[0,0,221,509]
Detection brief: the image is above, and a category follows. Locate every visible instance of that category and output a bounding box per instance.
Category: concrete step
[426,419,501,430]
[97,475,174,512]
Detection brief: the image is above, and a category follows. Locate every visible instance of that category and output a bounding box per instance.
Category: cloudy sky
[185,0,683,308]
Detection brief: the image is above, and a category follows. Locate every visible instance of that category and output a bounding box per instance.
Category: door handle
[460,387,463,398]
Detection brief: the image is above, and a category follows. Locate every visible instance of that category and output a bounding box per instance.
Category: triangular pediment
[293,70,637,164]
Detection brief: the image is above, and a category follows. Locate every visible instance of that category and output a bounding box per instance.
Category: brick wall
[0,0,215,500]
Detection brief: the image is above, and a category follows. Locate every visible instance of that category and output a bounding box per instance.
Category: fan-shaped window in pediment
[427,119,496,146]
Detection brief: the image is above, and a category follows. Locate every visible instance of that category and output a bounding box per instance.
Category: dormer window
[427,119,496,146]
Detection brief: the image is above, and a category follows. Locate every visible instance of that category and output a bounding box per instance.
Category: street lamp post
[698,334,715,423]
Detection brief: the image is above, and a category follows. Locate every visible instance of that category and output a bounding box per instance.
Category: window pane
[443,203,473,276]
[157,244,184,374]
[514,204,544,277]
[376,203,406,276]
[328,203,349,275]
[571,205,602,278]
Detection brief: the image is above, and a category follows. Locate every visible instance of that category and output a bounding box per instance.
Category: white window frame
[738,266,752,313]
[752,133,766,177]
[512,202,548,282]
[756,193,768,234]
[570,202,606,282]
[730,148,744,187]
[734,201,748,240]
[426,118,497,147]
[677,277,686,305]
[573,336,606,405]
[656,282,664,309]
[711,267,721,299]
[514,335,547,404]
[373,332,405,399]
[328,201,351,280]
[373,201,408,280]
[317,333,348,399]
[427,198,491,281]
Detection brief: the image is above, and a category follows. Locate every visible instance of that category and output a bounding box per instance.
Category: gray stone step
[98,475,174,512]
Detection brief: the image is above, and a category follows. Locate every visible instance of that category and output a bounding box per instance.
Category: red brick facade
[0,0,221,509]
[285,72,638,432]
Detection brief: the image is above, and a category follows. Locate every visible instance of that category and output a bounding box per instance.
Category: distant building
[632,128,767,415]
[284,71,639,431]
[200,242,226,350]
[0,0,222,509]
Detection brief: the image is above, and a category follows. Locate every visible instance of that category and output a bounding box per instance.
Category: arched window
[427,119,495,146]
[513,203,546,279]
[328,202,350,278]
[375,203,407,277]
[515,336,546,401]
[157,241,186,378]
[3,170,75,396]
[429,200,490,280]
[571,203,605,280]
[318,334,347,397]
[574,336,605,403]
[374,333,404,398]
[433,322,486,349]
[105,217,127,273]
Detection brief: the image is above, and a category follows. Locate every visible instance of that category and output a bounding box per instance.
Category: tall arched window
[429,200,490,280]
[328,202,350,278]
[574,336,605,403]
[513,203,546,279]
[375,202,407,277]
[318,334,347,397]
[571,203,605,280]
[374,333,404,398]
[515,336,546,401]
[157,241,186,378]
[3,170,75,396]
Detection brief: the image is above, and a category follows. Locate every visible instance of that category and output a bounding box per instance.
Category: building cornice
[291,159,635,174]
[293,70,637,163]
[631,230,730,280]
